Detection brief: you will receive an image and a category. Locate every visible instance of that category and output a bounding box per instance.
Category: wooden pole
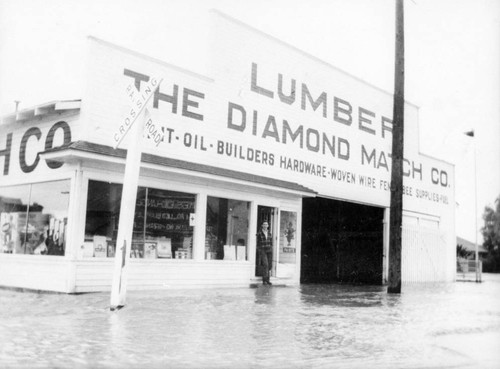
[388,0,405,294]
[472,132,480,282]
[110,76,162,310]
[110,109,147,310]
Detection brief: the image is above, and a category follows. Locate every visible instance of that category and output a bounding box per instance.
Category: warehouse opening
[301,197,384,285]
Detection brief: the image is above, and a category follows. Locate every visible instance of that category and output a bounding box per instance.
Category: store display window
[84,180,196,259]
[205,196,250,260]
[0,180,70,255]
[279,211,297,264]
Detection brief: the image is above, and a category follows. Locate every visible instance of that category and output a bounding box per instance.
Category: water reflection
[300,284,388,308]
[1,275,499,368]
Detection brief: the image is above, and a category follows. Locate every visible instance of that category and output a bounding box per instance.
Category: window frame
[204,195,252,261]
[0,178,72,257]
[82,176,198,261]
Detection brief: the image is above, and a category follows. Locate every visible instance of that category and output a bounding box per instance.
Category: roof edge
[1,99,81,125]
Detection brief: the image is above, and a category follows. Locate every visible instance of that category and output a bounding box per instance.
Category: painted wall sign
[0,120,72,177]
[17,13,444,221]
[77,34,453,216]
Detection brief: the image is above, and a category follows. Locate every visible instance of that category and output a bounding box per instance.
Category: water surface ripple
[1,275,499,368]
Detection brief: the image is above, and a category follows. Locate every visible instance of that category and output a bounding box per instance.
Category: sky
[0,0,499,243]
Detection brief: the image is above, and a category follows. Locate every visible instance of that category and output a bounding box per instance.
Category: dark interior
[301,197,384,285]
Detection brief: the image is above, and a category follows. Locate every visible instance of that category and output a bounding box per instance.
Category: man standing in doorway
[257,221,273,285]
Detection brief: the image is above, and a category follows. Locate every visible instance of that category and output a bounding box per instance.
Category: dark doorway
[301,197,384,285]
[255,205,276,277]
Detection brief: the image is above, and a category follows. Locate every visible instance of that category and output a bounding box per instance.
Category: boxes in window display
[222,245,246,261]
[223,245,236,260]
[82,238,114,257]
[236,246,246,260]
[82,237,167,258]
[157,238,172,258]
[144,242,157,258]
[205,251,217,259]
[175,248,190,259]
[81,242,94,257]
[130,243,143,258]
[180,237,193,259]
[93,235,107,257]
[107,242,115,257]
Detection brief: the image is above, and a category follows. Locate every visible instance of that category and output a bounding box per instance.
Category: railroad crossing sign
[113,76,163,149]
[110,76,162,310]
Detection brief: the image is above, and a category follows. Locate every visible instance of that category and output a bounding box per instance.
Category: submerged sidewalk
[1,275,499,368]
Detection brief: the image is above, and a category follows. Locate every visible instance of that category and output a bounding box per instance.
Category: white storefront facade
[0,12,455,293]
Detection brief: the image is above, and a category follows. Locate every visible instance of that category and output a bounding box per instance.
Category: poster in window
[279,211,297,264]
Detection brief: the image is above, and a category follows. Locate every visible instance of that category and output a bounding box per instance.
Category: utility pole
[464,130,480,282]
[388,0,405,294]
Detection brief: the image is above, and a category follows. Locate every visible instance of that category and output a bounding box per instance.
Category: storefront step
[249,277,289,288]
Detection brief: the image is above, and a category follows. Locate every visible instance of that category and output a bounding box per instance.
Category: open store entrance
[301,197,384,285]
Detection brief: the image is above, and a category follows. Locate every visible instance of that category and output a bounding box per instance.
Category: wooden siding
[74,259,263,293]
[0,255,73,293]
[402,224,447,283]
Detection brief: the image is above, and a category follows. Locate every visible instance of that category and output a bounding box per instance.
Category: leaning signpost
[110,76,163,311]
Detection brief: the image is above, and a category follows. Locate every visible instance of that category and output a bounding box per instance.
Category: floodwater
[1,275,500,369]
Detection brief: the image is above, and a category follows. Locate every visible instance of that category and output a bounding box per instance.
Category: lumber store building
[0,12,455,293]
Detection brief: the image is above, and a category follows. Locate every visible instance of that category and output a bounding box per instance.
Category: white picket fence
[456,259,482,282]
